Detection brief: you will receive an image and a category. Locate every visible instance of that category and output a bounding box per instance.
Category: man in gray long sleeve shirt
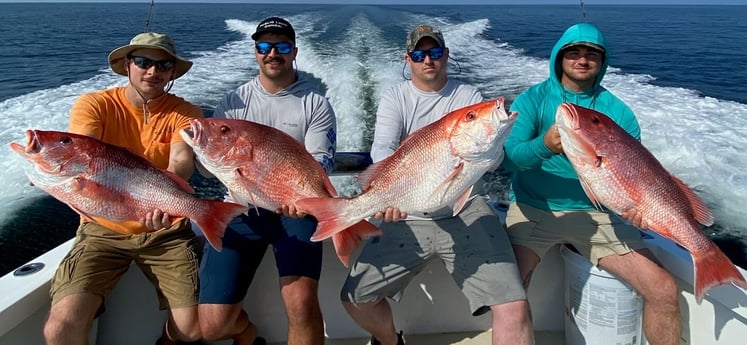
[340,24,533,345]
[198,17,335,345]
[212,73,335,175]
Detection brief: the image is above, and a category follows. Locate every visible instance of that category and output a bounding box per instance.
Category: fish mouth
[493,97,518,140]
[556,103,596,160]
[494,97,518,125]
[10,130,41,156]
[180,119,203,146]
[557,103,580,130]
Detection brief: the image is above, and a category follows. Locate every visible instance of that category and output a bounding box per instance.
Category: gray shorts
[505,202,645,265]
[340,197,526,316]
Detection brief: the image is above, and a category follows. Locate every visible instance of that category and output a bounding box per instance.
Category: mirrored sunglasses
[128,55,176,72]
[255,41,294,55]
[408,46,445,63]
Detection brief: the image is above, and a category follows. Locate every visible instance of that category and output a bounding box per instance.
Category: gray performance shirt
[212,74,337,174]
[371,78,483,219]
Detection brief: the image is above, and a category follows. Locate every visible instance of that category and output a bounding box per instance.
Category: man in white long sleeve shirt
[198,17,335,345]
[340,25,534,345]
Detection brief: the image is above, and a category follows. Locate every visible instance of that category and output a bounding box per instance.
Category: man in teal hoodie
[503,23,680,345]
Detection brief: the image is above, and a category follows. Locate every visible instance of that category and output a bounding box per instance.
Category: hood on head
[549,23,609,90]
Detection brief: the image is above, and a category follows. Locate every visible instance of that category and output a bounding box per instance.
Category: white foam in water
[172,19,259,107]
[290,13,402,152]
[1,13,745,236]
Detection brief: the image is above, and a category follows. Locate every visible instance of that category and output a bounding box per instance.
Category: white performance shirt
[371,78,483,219]
[212,74,337,174]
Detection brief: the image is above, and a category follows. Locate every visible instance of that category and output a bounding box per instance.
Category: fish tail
[331,220,381,267]
[692,248,747,304]
[296,197,356,242]
[193,201,249,251]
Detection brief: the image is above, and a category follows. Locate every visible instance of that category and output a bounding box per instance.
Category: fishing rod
[143,0,156,32]
[580,0,588,22]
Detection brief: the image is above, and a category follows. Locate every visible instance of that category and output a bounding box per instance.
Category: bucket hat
[108,32,192,80]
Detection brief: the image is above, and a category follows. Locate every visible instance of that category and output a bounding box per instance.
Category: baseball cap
[405,25,446,52]
[251,17,296,42]
[561,41,606,53]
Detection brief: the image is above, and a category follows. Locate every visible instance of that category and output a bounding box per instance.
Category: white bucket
[560,245,645,345]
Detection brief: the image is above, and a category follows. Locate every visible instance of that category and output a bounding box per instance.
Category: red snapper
[555,103,747,303]
[9,130,248,250]
[179,118,380,266]
[297,98,517,242]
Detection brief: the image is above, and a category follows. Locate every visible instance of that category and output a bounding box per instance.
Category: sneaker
[370,331,404,345]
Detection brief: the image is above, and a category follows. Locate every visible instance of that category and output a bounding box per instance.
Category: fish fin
[331,220,381,267]
[67,204,96,223]
[232,168,262,214]
[192,201,248,251]
[295,197,357,242]
[578,176,604,211]
[160,169,195,194]
[322,174,338,197]
[427,162,464,206]
[357,161,385,191]
[691,246,747,304]
[61,177,98,221]
[452,186,474,216]
[225,189,252,215]
[671,175,714,226]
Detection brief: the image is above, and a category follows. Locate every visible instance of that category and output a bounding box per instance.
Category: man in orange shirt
[43,32,204,345]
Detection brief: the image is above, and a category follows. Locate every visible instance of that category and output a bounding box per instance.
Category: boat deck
[265,330,564,345]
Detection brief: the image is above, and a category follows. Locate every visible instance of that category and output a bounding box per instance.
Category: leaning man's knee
[44,316,84,343]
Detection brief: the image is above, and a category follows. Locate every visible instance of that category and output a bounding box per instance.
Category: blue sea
[1,3,746,276]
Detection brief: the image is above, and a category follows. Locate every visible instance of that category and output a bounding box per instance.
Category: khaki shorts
[50,219,200,313]
[341,198,526,316]
[505,202,644,265]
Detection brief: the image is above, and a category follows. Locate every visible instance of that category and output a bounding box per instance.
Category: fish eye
[60,137,72,144]
[219,125,231,134]
[466,111,476,120]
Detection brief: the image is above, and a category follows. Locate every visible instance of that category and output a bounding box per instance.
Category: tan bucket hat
[108,32,192,80]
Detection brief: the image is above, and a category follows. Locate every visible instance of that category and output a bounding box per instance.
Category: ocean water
[1,3,746,276]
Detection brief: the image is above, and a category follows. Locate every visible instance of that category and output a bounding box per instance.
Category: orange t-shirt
[68,87,203,234]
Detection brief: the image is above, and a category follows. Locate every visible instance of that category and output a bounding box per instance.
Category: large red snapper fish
[296,97,517,242]
[179,118,380,266]
[555,103,747,303]
[9,130,248,250]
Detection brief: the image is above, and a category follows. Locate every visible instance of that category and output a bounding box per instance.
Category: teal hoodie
[503,23,641,211]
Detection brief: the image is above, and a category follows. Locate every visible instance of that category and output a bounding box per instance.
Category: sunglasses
[562,48,604,61]
[255,42,294,55]
[128,55,176,72]
[408,47,445,63]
